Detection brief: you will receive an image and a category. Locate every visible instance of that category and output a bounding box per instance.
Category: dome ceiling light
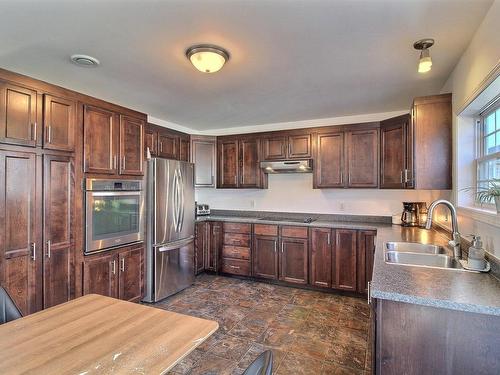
[413,39,434,73]
[186,44,229,73]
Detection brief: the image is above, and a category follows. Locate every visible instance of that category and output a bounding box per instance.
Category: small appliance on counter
[401,202,427,227]
[196,203,210,216]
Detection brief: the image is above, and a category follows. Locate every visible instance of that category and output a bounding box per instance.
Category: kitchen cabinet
[119,115,144,175]
[43,155,73,308]
[217,137,265,189]
[83,244,144,301]
[310,228,332,288]
[280,236,308,285]
[346,128,379,187]
[0,149,40,315]
[144,123,190,161]
[191,135,216,188]
[333,229,357,291]
[179,136,190,162]
[314,131,344,188]
[145,126,158,157]
[0,81,38,147]
[221,222,252,276]
[83,105,144,176]
[261,133,311,160]
[380,114,409,189]
[357,230,376,293]
[158,132,178,159]
[43,94,76,152]
[194,222,207,275]
[118,246,143,302]
[253,235,279,280]
[206,222,222,272]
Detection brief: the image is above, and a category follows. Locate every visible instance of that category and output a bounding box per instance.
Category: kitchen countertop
[196,213,500,316]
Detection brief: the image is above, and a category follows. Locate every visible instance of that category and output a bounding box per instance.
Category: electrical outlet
[339,202,345,211]
[250,200,256,208]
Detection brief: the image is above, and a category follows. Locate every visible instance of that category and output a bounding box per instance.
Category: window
[476,99,500,202]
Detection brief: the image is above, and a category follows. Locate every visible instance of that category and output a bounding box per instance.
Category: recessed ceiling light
[186,44,229,73]
[70,54,100,67]
[413,39,434,73]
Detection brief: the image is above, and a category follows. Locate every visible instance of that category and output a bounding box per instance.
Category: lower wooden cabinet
[357,230,376,293]
[194,222,207,275]
[253,235,279,279]
[83,244,144,302]
[309,228,332,288]
[333,229,358,291]
[194,221,222,274]
[280,237,308,285]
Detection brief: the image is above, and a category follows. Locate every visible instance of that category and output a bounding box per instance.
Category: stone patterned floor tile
[320,361,365,375]
[275,351,324,375]
[237,343,287,370]
[209,335,253,361]
[188,352,237,375]
[168,348,205,374]
[328,343,367,370]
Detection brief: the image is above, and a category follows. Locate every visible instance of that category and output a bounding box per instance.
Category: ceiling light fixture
[186,44,229,73]
[413,39,434,73]
[70,54,100,67]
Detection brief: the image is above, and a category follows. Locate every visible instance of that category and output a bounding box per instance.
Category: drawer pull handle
[229,265,240,269]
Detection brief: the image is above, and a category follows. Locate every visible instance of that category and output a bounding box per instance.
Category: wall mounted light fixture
[413,39,434,73]
[186,44,229,73]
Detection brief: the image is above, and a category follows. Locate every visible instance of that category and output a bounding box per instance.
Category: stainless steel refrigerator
[143,158,195,303]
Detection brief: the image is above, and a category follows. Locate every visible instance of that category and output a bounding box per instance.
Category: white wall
[440,0,500,258]
[196,173,449,216]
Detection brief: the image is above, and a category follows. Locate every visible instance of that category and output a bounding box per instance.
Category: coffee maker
[401,202,427,227]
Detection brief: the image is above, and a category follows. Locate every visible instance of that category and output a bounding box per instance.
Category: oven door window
[92,195,140,240]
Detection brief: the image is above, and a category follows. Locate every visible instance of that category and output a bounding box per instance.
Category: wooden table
[0,294,218,374]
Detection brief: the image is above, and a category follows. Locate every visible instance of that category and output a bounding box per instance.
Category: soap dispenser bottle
[468,235,486,271]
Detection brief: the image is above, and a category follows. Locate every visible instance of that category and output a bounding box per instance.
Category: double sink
[385,241,465,271]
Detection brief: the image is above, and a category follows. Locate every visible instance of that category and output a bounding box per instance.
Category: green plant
[463,179,500,205]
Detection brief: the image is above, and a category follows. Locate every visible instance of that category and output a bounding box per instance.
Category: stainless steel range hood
[260,160,313,173]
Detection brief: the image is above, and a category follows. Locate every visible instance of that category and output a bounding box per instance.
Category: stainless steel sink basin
[385,241,446,254]
[385,251,463,270]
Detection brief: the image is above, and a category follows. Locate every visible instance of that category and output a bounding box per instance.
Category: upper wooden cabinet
[191,136,216,188]
[144,123,190,162]
[314,124,379,188]
[0,82,38,147]
[83,105,144,176]
[179,137,190,162]
[119,115,144,176]
[217,136,266,189]
[158,133,178,159]
[380,94,452,190]
[261,133,311,160]
[43,94,76,152]
[145,126,158,157]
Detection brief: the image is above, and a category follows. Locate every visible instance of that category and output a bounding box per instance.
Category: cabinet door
[218,139,239,188]
[262,136,287,160]
[346,129,379,187]
[310,228,332,288]
[253,235,278,280]
[280,237,308,285]
[380,115,408,189]
[0,150,39,315]
[83,254,117,298]
[43,94,76,152]
[158,133,178,159]
[239,138,261,188]
[118,246,143,302]
[288,134,311,159]
[357,230,376,294]
[43,155,73,308]
[83,105,118,174]
[0,82,38,147]
[194,222,206,274]
[314,132,344,188]
[179,137,190,162]
[145,127,158,157]
[119,115,144,175]
[333,229,357,291]
[206,222,222,272]
[192,137,216,188]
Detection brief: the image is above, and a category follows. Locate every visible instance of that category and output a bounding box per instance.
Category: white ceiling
[0,0,493,131]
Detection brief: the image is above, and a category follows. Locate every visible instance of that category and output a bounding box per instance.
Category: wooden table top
[0,294,219,374]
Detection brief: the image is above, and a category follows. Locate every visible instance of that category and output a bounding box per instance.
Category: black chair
[0,287,22,324]
[243,350,273,375]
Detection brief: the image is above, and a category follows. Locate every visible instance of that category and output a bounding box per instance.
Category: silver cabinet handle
[32,122,37,141]
[234,175,237,185]
[400,170,404,184]
[274,241,277,253]
[288,143,291,156]
[120,258,125,272]
[122,156,126,170]
[111,260,116,275]
[47,240,51,258]
[404,169,409,183]
[31,242,36,261]
[367,281,372,304]
[327,232,331,246]
[340,173,343,185]
[281,242,284,253]
[229,265,240,269]
[113,155,118,170]
[47,125,52,143]
[160,142,163,153]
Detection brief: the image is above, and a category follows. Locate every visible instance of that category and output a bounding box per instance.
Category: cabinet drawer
[224,222,251,234]
[221,258,251,276]
[281,226,308,238]
[224,233,251,247]
[222,245,250,260]
[254,224,278,236]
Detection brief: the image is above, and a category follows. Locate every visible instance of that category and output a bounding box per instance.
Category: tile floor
[154,274,372,375]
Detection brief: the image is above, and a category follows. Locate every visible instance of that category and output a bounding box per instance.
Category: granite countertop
[196,211,500,316]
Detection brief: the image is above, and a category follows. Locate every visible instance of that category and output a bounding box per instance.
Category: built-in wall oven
[85,179,144,254]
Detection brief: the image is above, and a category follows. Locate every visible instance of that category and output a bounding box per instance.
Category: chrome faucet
[425,199,461,258]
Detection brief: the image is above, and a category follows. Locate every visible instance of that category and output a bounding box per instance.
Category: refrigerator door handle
[172,169,179,232]
[178,168,185,233]
[158,236,195,252]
